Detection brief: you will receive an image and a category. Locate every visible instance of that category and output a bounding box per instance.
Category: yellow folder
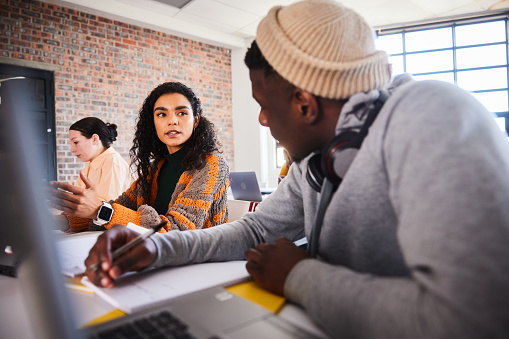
[81,309,127,328]
[226,280,286,313]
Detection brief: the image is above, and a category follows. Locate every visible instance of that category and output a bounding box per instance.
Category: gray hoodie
[152,75,509,338]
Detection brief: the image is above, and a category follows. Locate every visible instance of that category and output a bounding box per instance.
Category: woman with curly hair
[50,82,230,233]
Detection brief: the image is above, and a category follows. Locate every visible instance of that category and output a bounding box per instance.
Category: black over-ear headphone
[306,92,389,192]
[306,91,389,257]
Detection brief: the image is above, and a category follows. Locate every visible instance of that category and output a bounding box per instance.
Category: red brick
[1,0,234,182]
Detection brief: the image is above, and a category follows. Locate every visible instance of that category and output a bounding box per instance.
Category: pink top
[75,147,133,201]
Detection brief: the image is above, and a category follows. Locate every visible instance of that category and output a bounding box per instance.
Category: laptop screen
[229,172,263,202]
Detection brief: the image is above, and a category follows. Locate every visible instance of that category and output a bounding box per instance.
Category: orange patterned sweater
[65,151,229,233]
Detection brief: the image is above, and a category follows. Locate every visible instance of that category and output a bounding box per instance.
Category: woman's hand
[84,225,158,288]
[47,171,103,219]
[245,237,310,296]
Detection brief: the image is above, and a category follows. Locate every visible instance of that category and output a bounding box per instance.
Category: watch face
[98,205,113,221]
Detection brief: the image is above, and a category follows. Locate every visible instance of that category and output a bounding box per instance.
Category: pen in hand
[77,221,167,277]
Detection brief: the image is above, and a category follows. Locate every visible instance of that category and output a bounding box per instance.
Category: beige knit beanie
[256,0,391,99]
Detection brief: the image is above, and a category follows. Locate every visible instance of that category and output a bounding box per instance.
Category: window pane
[471,90,508,112]
[376,33,403,54]
[456,20,506,46]
[456,44,507,69]
[406,50,453,74]
[494,117,508,135]
[276,147,285,168]
[32,111,48,143]
[457,68,507,91]
[388,55,404,75]
[405,27,452,52]
[412,72,455,84]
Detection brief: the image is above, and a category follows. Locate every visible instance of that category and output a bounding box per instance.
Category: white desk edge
[0,232,329,339]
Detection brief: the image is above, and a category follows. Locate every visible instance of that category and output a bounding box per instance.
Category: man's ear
[293,89,320,125]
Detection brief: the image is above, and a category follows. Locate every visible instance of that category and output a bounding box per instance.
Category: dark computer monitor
[0,79,82,338]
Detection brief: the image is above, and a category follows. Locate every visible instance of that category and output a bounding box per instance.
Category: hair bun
[106,123,118,142]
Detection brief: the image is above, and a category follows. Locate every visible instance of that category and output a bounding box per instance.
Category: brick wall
[0,0,234,183]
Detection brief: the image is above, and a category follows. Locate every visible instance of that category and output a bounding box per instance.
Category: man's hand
[245,237,310,296]
[84,225,158,288]
[47,171,103,219]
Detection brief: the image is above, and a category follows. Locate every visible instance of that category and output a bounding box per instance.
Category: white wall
[231,44,279,188]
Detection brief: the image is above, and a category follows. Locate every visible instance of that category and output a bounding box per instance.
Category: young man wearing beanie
[85,0,509,338]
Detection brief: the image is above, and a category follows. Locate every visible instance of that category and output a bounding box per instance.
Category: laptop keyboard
[90,310,201,339]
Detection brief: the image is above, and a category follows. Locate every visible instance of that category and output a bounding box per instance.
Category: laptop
[85,285,313,338]
[0,73,317,339]
[229,171,263,202]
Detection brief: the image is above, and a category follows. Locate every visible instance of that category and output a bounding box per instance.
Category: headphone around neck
[306,92,389,193]
[306,91,389,257]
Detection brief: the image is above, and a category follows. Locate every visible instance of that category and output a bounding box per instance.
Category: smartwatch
[93,201,113,225]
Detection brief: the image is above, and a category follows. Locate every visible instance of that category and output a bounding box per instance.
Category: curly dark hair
[130,82,220,201]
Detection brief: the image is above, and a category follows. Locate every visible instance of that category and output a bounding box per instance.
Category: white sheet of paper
[81,261,250,313]
[55,223,146,277]
[55,231,101,277]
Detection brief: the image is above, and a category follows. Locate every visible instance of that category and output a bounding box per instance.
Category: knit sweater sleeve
[62,212,91,232]
[63,178,141,232]
[162,152,229,231]
[101,152,229,232]
[100,179,145,228]
[199,153,230,228]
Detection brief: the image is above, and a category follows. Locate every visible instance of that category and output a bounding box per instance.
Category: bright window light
[405,27,452,52]
[406,50,454,74]
[457,68,507,92]
[471,91,508,113]
[495,117,507,135]
[388,55,404,75]
[456,44,507,69]
[376,16,509,135]
[375,33,403,54]
[276,147,285,168]
[455,21,506,46]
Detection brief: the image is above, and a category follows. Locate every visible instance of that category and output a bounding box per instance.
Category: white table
[0,266,329,338]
